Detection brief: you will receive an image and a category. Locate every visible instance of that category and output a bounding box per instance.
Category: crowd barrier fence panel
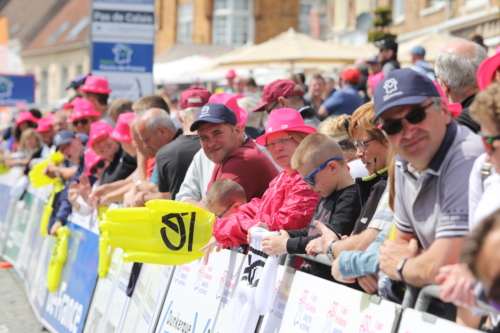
[398,307,480,333]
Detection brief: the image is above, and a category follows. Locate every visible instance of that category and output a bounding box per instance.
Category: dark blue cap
[53,130,76,149]
[190,103,238,131]
[76,133,89,146]
[410,45,426,56]
[373,68,440,123]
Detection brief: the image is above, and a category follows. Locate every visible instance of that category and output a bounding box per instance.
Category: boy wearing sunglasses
[374,69,484,320]
[261,133,361,283]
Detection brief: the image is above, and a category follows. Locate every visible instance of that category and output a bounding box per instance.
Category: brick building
[155,0,330,55]
[328,0,500,46]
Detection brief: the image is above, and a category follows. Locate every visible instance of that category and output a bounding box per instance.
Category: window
[177,2,194,45]
[40,68,48,105]
[426,0,443,6]
[65,17,90,41]
[333,0,347,32]
[212,0,254,46]
[299,2,313,35]
[46,21,70,44]
[75,63,83,76]
[299,0,327,39]
[60,65,68,98]
[356,0,370,14]
[392,0,405,23]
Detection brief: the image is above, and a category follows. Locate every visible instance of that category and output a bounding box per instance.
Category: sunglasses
[215,202,236,219]
[73,118,89,127]
[90,159,106,175]
[302,157,343,186]
[379,102,434,136]
[479,132,500,153]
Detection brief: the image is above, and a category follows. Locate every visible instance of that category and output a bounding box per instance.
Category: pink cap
[448,103,462,118]
[477,53,500,90]
[69,99,101,121]
[255,108,316,146]
[35,117,53,133]
[110,112,134,142]
[208,93,248,126]
[87,121,114,147]
[15,111,39,126]
[46,113,55,121]
[368,72,385,90]
[225,70,236,79]
[84,149,106,176]
[180,87,212,110]
[77,75,112,94]
[63,97,83,111]
[234,94,248,99]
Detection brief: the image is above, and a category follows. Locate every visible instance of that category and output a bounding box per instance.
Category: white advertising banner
[398,308,481,333]
[278,270,400,333]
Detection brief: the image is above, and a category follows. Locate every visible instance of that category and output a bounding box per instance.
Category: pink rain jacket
[213,170,320,247]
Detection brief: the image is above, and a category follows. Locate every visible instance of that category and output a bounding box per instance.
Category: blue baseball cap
[190,103,238,132]
[367,55,379,64]
[410,45,426,56]
[373,69,440,123]
[53,130,76,149]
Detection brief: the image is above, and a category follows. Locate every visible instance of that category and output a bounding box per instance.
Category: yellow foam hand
[40,180,65,237]
[0,162,9,174]
[29,151,65,188]
[97,206,112,278]
[100,200,215,266]
[47,226,71,292]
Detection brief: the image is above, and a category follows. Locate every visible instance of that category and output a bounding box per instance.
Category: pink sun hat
[208,93,248,127]
[477,52,500,90]
[77,75,112,94]
[87,121,114,147]
[15,111,39,126]
[68,98,102,121]
[84,149,106,176]
[110,112,134,142]
[35,117,53,133]
[63,97,83,111]
[255,108,316,146]
[225,70,236,79]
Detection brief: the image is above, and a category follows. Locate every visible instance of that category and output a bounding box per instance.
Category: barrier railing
[0,167,484,333]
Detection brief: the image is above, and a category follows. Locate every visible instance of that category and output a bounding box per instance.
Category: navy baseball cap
[53,130,76,149]
[373,68,440,123]
[190,103,238,132]
[410,45,426,56]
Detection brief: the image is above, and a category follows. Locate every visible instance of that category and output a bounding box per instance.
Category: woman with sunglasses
[201,108,320,257]
[68,99,102,136]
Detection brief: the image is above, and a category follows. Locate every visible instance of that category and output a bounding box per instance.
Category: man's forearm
[58,167,77,180]
[332,228,380,258]
[105,182,134,203]
[144,192,171,201]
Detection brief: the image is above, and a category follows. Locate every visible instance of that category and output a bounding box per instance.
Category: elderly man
[435,38,488,133]
[191,103,278,205]
[373,69,483,320]
[252,79,320,128]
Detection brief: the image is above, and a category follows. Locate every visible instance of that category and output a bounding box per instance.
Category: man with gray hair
[435,38,488,133]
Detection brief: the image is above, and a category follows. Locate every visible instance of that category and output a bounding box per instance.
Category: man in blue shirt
[319,67,364,118]
[410,45,435,81]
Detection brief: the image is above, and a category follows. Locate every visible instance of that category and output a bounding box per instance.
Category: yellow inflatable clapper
[40,179,65,236]
[47,226,70,292]
[29,151,65,188]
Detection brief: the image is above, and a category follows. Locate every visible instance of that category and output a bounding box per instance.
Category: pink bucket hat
[68,99,101,121]
[77,75,112,94]
[225,70,236,79]
[84,149,106,176]
[208,93,248,126]
[255,108,316,146]
[87,121,114,147]
[15,111,39,126]
[477,52,500,90]
[110,112,134,142]
[35,117,53,133]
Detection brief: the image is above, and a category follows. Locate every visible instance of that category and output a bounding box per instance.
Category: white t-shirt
[347,158,369,179]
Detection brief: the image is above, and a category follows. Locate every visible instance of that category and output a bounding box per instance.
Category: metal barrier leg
[402,285,421,309]
[414,285,441,312]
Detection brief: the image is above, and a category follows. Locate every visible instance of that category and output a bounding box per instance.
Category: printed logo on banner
[45,281,84,333]
[92,42,153,73]
[323,301,348,332]
[0,76,13,98]
[293,290,318,332]
[270,280,282,314]
[174,264,190,286]
[215,270,227,300]
[193,262,213,296]
[112,43,133,65]
[359,314,385,333]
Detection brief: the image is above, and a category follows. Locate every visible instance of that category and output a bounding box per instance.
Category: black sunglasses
[73,118,89,127]
[90,159,106,175]
[379,102,434,136]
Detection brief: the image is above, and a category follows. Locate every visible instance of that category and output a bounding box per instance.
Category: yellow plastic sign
[100,200,215,266]
[40,180,64,237]
[47,226,71,292]
[29,151,65,188]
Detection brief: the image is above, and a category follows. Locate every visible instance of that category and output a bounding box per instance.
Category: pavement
[0,267,46,333]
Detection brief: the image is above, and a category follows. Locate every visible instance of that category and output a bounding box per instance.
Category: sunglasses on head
[215,202,236,219]
[379,102,434,136]
[90,159,106,175]
[73,118,89,127]
[302,157,343,186]
[479,132,500,153]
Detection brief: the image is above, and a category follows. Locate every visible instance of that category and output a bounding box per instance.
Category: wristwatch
[326,240,338,261]
[396,258,408,283]
[135,179,142,191]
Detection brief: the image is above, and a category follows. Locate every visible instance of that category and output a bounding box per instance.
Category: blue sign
[42,220,99,333]
[92,42,153,73]
[0,75,35,106]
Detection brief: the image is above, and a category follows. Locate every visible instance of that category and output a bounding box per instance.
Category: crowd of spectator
[3,36,500,331]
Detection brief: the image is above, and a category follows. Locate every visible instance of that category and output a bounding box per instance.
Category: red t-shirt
[207,139,278,201]
[146,158,156,179]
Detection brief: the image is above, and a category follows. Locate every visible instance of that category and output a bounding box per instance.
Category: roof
[0,0,69,48]
[23,0,90,53]
[155,44,234,63]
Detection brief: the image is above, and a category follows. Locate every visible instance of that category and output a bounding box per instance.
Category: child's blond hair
[206,179,247,211]
[291,132,345,170]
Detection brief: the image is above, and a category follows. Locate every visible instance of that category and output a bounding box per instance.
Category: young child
[261,132,362,282]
